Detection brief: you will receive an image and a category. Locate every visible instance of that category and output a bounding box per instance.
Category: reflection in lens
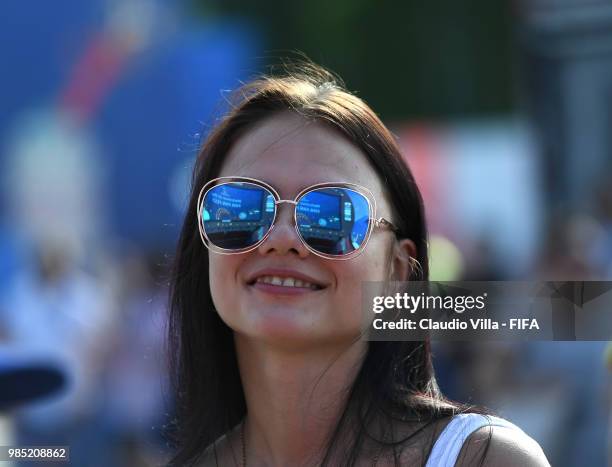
[296,188,370,255]
[201,183,275,249]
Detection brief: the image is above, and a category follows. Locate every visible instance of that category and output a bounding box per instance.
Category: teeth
[254,275,321,289]
[271,276,283,286]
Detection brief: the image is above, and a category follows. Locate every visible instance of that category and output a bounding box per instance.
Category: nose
[257,203,310,258]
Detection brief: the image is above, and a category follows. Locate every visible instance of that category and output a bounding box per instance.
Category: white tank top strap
[424,413,522,467]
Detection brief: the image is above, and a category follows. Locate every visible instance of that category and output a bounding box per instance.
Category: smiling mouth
[247,275,325,291]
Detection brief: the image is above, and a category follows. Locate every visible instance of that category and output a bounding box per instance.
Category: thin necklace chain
[239,418,384,467]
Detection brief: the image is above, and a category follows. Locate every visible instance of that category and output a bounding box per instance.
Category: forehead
[218,112,385,200]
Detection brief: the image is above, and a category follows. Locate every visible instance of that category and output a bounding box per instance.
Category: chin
[251,311,321,343]
[240,319,361,354]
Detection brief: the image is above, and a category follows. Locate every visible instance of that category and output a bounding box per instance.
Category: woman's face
[209,112,411,350]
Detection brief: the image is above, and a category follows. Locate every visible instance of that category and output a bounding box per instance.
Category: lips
[245,268,328,290]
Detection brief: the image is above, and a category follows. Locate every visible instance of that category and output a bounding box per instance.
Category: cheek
[208,255,242,313]
[352,240,391,281]
[331,243,390,321]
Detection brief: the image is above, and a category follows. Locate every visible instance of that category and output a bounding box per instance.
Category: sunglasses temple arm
[375,217,399,232]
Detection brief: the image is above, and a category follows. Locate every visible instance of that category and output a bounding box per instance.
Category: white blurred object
[2,108,107,261]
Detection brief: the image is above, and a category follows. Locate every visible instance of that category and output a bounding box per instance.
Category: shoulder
[456,418,550,467]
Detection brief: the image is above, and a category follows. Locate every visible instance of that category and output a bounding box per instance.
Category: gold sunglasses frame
[196,176,398,260]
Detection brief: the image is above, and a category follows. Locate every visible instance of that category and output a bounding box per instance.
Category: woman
[167,62,549,466]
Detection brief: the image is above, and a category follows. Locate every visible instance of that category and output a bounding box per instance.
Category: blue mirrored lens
[296,188,370,255]
[202,182,275,249]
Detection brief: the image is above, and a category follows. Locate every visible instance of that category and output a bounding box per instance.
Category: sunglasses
[197,176,398,260]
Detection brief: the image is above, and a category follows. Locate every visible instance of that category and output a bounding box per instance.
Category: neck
[235,335,367,467]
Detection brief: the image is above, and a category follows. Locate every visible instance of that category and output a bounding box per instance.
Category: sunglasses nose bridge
[274,199,298,206]
[271,199,298,229]
[258,199,309,257]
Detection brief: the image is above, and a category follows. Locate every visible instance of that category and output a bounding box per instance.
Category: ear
[389,239,417,282]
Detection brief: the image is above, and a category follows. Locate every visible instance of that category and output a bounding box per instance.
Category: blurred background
[0,0,610,465]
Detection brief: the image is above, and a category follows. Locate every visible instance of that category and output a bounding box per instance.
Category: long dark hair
[167,62,490,466]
